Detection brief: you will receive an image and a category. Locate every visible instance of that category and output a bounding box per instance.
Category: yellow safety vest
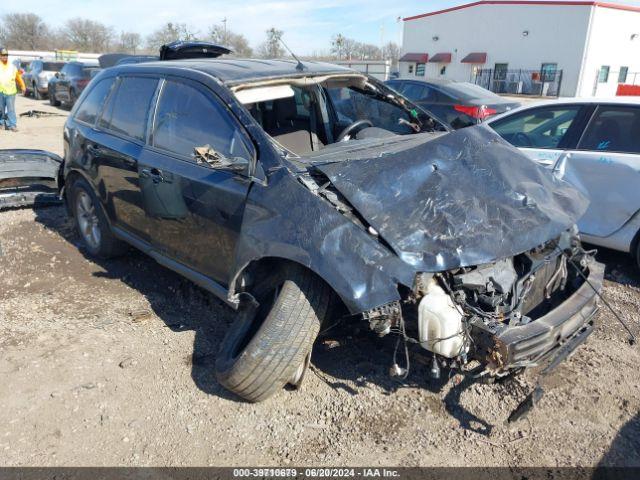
[0,62,18,95]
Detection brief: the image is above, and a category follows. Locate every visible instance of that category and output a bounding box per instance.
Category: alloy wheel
[76,191,101,250]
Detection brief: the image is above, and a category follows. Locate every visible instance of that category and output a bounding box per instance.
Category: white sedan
[487,97,640,266]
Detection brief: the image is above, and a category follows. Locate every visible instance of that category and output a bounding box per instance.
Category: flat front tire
[215,267,331,402]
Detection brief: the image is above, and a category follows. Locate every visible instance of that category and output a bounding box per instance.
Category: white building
[400,0,640,97]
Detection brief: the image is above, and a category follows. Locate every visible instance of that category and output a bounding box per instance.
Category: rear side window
[401,83,429,102]
[100,76,158,141]
[152,80,252,162]
[74,77,116,125]
[579,106,640,154]
[491,106,581,149]
[42,62,64,71]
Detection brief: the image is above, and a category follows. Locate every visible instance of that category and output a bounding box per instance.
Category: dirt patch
[1,204,639,467]
[1,95,639,467]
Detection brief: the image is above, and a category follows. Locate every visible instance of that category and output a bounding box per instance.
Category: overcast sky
[2,0,640,54]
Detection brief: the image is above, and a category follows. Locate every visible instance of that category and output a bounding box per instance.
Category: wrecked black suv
[61,58,603,408]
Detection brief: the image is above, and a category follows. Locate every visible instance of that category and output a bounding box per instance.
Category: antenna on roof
[279,37,306,72]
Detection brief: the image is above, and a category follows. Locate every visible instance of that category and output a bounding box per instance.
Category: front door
[140,78,255,284]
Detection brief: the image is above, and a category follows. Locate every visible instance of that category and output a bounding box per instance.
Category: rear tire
[70,177,127,259]
[215,266,331,402]
[49,89,60,106]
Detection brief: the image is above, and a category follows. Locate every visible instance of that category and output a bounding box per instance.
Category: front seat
[270,97,318,155]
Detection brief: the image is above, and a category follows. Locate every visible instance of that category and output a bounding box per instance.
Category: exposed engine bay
[364,228,598,380]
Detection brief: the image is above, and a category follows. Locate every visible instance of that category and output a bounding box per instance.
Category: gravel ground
[0,96,639,467]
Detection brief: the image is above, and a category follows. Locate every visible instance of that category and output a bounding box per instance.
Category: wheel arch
[230,256,349,317]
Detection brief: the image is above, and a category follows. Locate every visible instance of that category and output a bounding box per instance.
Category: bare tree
[382,41,400,67]
[119,31,141,54]
[0,13,51,50]
[208,24,252,57]
[256,27,284,59]
[330,33,345,60]
[341,37,360,60]
[146,22,198,51]
[357,42,381,60]
[62,18,114,52]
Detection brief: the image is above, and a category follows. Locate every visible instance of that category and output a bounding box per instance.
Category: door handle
[141,168,165,183]
[86,144,100,155]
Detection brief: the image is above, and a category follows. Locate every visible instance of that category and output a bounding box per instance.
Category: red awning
[399,53,428,63]
[429,52,452,63]
[461,52,487,64]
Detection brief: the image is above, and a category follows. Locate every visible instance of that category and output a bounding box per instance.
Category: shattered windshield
[238,75,442,158]
[325,86,418,135]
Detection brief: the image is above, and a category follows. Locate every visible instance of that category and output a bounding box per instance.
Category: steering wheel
[336,119,374,142]
[513,131,533,147]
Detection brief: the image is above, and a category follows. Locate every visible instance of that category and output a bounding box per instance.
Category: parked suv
[49,61,100,108]
[61,59,602,411]
[23,60,65,100]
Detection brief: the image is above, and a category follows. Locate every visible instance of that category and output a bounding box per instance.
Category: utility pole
[222,17,228,45]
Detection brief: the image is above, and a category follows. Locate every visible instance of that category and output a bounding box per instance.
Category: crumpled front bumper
[487,257,604,370]
[0,149,63,209]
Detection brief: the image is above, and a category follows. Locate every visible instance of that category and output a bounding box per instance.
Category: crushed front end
[0,149,63,210]
[367,229,603,384]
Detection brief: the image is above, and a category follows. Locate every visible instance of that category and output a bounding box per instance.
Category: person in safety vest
[0,47,26,132]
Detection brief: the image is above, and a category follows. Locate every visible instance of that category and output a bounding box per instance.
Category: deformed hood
[315,126,588,272]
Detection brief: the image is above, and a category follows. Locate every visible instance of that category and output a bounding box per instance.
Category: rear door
[489,104,590,168]
[140,78,254,284]
[92,75,160,241]
[555,105,640,237]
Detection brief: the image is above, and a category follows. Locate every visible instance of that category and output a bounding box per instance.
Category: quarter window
[579,106,640,154]
[74,77,116,125]
[99,77,158,141]
[152,80,253,162]
[491,106,581,149]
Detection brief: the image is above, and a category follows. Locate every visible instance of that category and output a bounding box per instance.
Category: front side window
[415,63,425,76]
[99,76,158,141]
[153,80,253,163]
[491,106,581,149]
[579,106,640,154]
[74,77,116,125]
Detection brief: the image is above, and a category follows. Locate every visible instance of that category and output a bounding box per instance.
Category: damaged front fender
[0,149,63,209]
[230,167,415,314]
